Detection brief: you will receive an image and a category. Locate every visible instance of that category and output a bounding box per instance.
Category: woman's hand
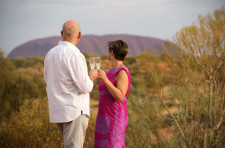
[97,69,108,82]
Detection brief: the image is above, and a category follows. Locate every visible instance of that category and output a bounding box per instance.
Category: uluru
[8,34,167,58]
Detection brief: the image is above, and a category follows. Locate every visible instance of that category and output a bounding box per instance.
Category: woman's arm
[98,69,128,102]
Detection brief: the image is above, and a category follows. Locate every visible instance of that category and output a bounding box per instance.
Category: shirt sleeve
[44,57,47,83]
[65,54,94,94]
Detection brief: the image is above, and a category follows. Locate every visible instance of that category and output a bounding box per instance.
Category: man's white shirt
[44,41,93,123]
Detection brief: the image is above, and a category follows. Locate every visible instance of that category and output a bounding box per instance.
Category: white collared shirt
[44,41,93,123]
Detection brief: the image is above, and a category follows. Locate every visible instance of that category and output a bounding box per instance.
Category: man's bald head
[61,20,81,45]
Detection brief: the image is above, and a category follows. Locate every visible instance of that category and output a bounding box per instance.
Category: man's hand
[89,69,98,82]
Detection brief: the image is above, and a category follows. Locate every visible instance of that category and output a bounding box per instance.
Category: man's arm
[65,54,96,94]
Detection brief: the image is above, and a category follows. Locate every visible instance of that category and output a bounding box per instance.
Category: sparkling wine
[89,57,95,70]
[90,62,95,70]
[95,57,100,69]
[96,63,101,69]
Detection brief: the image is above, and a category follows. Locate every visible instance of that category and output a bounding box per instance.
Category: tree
[170,6,225,147]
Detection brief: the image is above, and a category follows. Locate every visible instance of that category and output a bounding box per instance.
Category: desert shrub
[11,57,44,68]
[159,52,173,62]
[0,97,63,147]
[0,68,45,119]
[0,53,46,120]
[124,56,137,65]
[126,95,166,148]
[138,52,160,63]
[131,76,147,97]
[163,6,225,147]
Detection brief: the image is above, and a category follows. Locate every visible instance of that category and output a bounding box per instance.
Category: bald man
[44,20,98,148]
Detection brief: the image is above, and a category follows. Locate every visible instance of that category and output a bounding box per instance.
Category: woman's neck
[111,59,124,69]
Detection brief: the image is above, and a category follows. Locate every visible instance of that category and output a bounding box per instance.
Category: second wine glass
[95,57,101,69]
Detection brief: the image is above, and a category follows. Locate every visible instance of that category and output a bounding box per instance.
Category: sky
[0,0,224,55]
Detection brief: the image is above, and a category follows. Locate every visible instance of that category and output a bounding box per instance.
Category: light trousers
[57,115,89,148]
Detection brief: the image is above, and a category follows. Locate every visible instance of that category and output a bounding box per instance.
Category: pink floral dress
[94,67,131,148]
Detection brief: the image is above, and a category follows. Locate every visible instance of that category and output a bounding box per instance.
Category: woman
[94,40,131,148]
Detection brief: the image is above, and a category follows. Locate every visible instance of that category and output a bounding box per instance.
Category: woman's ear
[110,50,114,57]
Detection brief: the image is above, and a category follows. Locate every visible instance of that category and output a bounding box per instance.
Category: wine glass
[95,57,101,69]
[89,57,95,70]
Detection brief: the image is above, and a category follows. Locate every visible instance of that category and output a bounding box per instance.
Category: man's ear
[61,31,63,38]
[78,31,81,39]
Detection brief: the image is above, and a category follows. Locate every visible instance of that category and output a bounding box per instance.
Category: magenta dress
[94,67,131,148]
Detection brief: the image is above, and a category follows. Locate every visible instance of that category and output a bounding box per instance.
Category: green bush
[11,57,44,68]
[0,97,63,147]
[0,53,46,120]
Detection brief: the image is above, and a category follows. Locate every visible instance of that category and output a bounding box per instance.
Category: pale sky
[0,0,224,55]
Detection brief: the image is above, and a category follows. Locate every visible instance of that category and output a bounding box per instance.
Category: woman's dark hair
[108,40,128,61]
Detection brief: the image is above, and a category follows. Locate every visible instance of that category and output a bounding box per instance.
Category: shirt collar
[58,41,80,53]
